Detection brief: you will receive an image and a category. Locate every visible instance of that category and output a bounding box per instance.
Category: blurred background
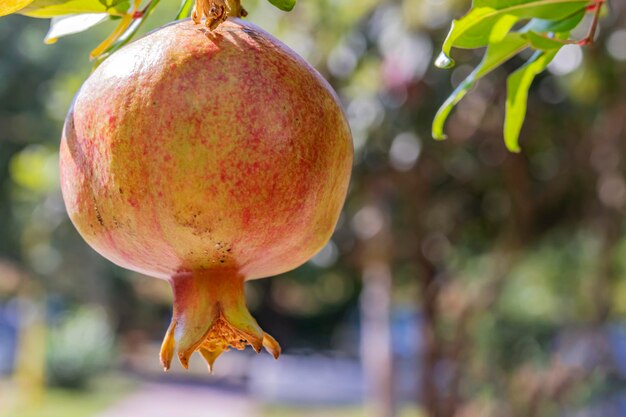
[2,0,626,416]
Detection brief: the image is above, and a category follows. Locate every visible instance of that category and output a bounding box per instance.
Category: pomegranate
[60,18,353,371]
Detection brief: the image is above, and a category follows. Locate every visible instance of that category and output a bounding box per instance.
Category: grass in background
[0,374,136,417]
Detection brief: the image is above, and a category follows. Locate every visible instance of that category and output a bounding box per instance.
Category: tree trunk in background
[361,261,395,417]
[358,199,396,417]
[417,252,443,417]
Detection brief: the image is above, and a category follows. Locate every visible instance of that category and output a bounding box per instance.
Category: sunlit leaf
[524,31,565,50]
[437,0,590,67]
[433,5,592,150]
[267,0,296,12]
[504,49,559,152]
[44,13,109,44]
[94,0,161,63]
[0,0,35,17]
[176,0,193,20]
[89,7,132,58]
[20,0,129,18]
[433,33,529,140]
[503,31,569,151]
[490,14,519,43]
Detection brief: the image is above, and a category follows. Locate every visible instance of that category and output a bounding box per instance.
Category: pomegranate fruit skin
[60,19,353,370]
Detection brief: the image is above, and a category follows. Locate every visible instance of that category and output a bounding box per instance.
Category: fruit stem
[191,0,248,30]
[159,269,280,372]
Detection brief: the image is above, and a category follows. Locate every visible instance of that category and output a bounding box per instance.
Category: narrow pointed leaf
[504,36,565,151]
[440,0,589,60]
[433,33,529,140]
[176,0,193,20]
[20,0,129,18]
[44,13,109,44]
[89,11,133,59]
[525,8,585,32]
[525,31,566,50]
[94,0,161,64]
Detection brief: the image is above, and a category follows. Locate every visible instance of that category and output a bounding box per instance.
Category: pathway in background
[95,382,258,417]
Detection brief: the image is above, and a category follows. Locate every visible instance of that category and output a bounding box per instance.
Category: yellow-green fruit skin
[60,19,353,281]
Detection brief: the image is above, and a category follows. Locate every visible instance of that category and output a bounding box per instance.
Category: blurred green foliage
[46,306,114,388]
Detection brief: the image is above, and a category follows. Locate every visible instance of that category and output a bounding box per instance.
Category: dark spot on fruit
[92,196,104,227]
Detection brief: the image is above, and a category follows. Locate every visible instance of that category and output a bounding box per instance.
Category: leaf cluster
[0,0,296,61]
[432,0,602,151]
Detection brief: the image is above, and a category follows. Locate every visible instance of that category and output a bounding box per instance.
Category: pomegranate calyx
[191,0,247,30]
[262,332,281,359]
[199,347,223,373]
[159,270,280,372]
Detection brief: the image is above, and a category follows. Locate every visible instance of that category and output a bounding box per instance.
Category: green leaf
[503,31,569,151]
[19,0,129,18]
[432,33,530,140]
[176,0,193,20]
[504,50,558,151]
[0,0,35,17]
[44,13,109,44]
[437,0,589,67]
[525,8,585,32]
[524,31,565,50]
[94,0,161,64]
[267,0,296,12]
